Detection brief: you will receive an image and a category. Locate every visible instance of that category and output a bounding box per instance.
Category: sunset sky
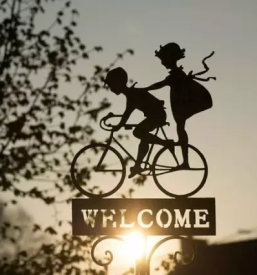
[7,0,257,273]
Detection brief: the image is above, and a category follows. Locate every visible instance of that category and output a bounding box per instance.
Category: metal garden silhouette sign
[70,42,216,274]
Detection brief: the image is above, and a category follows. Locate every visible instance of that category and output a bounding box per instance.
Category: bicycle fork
[95,132,114,171]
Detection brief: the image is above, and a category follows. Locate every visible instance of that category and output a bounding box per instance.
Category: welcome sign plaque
[72,198,215,236]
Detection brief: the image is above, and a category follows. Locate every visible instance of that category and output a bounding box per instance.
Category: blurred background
[0,0,257,274]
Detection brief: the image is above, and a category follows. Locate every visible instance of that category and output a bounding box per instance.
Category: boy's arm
[113,103,134,131]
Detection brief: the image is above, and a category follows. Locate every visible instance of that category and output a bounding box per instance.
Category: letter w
[81,209,98,228]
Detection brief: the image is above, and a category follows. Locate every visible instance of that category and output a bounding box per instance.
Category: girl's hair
[104,67,128,86]
[155,43,185,61]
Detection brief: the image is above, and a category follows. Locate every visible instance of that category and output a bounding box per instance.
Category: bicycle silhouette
[70,113,208,198]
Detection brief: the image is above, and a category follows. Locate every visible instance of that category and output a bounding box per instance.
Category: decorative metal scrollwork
[147,236,196,268]
[91,236,124,267]
[91,235,196,274]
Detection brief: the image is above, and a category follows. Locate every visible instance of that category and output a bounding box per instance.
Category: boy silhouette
[104,67,174,178]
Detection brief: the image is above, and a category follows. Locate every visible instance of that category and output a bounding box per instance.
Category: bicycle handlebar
[100,112,122,131]
[100,112,170,131]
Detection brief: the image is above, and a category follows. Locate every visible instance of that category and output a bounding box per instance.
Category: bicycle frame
[96,125,170,175]
[71,114,208,198]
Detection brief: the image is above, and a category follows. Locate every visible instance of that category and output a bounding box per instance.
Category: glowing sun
[121,231,147,260]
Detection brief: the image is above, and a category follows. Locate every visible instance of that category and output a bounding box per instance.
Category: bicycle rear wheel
[152,144,208,198]
[70,143,126,198]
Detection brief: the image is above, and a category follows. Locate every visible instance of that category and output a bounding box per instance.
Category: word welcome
[81,208,209,229]
[72,198,216,236]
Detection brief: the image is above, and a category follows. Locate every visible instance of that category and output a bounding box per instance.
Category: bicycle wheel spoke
[152,145,208,198]
[71,144,126,198]
[172,152,179,166]
[188,167,205,171]
[155,163,175,169]
[155,167,176,171]
[95,169,123,172]
[154,169,173,176]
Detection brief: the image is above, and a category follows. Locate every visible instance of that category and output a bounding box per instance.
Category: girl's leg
[177,119,189,167]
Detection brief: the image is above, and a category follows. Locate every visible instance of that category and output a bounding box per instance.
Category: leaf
[44,197,55,204]
[1,0,7,6]
[24,170,32,179]
[42,244,55,254]
[128,188,134,197]
[10,238,16,243]
[14,226,21,231]
[69,126,82,134]
[78,75,86,82]
[4,222,10,227]
[127,49,134,55]
[94,65,102,74]
[94,46,103,52]
[40,30,50,37]
[14,189,20,196]
[79,44,86,51]
[133,175,147,186]
[59,111,64,118]
[54,158,60,166]
[82,52,89,59]
[19,251,27,257]
[84,126,93,135]
[72,9,79,15]
[64,73,71,82]
[45,226,57,235]
[33,224,41,232]
[71,49,79,55]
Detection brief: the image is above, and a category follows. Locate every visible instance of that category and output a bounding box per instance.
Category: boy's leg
[130,119,154,176]
[136,140,149,168]
[129,117,173,178]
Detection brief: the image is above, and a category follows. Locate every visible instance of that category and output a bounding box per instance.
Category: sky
[3,0,257,273]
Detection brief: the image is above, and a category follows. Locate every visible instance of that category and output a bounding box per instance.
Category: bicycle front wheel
[152,144,208,198]
[70,143,126,198]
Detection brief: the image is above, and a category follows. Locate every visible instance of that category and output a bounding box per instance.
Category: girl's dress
[165,66,213,123]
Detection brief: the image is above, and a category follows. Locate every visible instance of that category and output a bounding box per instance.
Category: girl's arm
[138,78,168,91]
[147,79,168,90]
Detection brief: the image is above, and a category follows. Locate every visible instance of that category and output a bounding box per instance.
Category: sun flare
[121,231,147,260]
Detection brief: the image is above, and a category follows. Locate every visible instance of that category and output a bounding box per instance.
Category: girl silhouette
[141,43,215,169]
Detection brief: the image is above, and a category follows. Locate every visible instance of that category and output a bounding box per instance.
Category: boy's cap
[104,67,128,86]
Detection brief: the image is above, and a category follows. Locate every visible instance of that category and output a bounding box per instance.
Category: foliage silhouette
[0,0,134,202]
[0,0,134,274]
